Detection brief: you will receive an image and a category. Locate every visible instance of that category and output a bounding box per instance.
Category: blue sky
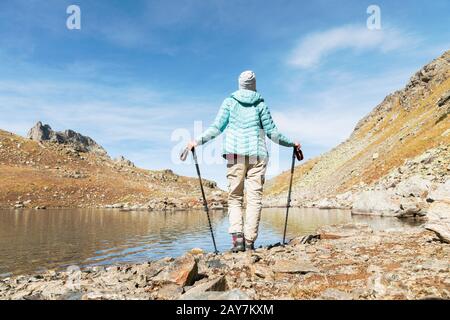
[0,0,449,188]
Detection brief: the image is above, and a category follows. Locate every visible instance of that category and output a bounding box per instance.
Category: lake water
[0,208,422,277]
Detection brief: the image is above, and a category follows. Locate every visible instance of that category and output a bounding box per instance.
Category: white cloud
[272,67,416,148]
[0,77,211,147]
[288,25,417,69]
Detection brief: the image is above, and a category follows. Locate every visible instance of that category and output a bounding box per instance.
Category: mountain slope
[265,50,450,211]
[0,125,226,209]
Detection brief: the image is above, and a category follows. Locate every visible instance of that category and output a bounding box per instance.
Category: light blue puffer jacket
[195,89,294,158]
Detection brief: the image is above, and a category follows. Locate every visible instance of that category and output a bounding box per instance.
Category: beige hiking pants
[226,156,267,242]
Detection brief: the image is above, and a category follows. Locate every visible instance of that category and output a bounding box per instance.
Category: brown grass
[0,130,216,208]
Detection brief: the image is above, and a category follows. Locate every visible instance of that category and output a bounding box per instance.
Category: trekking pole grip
[294,145,304,162]
[180,147,190,162]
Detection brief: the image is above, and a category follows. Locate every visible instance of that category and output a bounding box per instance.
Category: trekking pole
[180,147,219,254]
[282,146,304,245]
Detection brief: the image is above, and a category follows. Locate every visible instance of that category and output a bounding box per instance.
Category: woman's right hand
[187,140,198,151]
[294,142,301,149]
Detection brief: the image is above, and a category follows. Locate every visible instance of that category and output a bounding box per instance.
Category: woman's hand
[187,140,198,151]
[294,142,301,149]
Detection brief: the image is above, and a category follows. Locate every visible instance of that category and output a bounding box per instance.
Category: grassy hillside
[0,129,225,209]
[266,50,450,204]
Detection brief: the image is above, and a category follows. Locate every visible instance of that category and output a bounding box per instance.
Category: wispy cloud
[273,67,416,148]
[0,76,209,146]
[288,25,418,69]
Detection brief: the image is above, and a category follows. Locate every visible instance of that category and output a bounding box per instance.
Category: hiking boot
[231,233,245,253]
[245,239,255,251]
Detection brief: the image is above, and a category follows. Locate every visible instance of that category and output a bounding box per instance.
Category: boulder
[398,198,426,218]
[424,202,450,243]
[180,276,227,300]
[428,180,450,202]
[27,122,53,141]
[157,284,183,300]
[114,156,135,167]
[251,265,274,279]
[316,198,337,209]
[152,255,198,286]
[180,289,250,300]
[39,281,71,299]
[272,259,319,274]
[352,191,400,216]
[395,175,431,198]
[437,91,450,107]
[143,258,173,278]
[336,191,353,206]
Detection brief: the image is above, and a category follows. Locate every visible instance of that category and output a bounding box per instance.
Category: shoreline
[1,222,448,300]
[0,202,352,211]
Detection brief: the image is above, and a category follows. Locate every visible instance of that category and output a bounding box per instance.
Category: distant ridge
[0,125,226,209]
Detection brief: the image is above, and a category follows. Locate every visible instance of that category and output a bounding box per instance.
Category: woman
[187,70,300,252]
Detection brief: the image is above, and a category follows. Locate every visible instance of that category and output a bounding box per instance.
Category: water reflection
[0,208,422,276]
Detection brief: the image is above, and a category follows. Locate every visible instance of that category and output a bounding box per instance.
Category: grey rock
[395,175,431,198]
[180,288,250,300]
[428,180,450,202]
[437,91,450,107]
[27,122,108,156]
[352,191,400,216]
[157,284,183,300]
[114,156,135,168]
[315,198,342,209]
[27,122,53,141]
[398,198,425,218]
[206,259,227,269]
[180,276,227,300]
[58,291,84,300]
[424,202,450,243]
[252,265,274,279]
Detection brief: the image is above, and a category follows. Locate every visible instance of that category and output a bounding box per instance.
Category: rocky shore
[1,223,448,300]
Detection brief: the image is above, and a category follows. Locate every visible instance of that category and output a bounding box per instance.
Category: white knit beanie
[238,70,257,91]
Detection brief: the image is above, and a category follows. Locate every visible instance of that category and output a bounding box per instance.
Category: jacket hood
[231,89,264,106]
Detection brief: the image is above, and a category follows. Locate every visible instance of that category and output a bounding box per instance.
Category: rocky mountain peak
[114,156,135,167]
[353,50,450,135]
[27,122,108,157]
